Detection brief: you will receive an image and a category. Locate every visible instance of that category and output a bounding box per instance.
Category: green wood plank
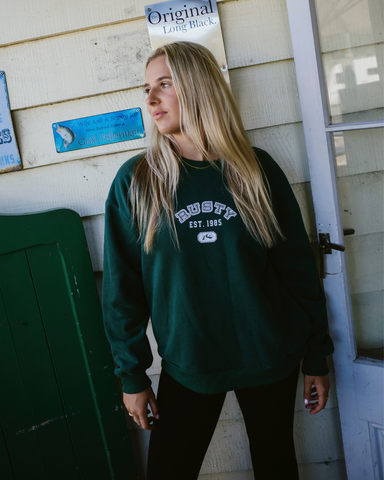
[27,243,113,480]
[0,261,48,480]
[0,423,16,480]
[0,250,79,480]
[51,210,137,478]
[0,210,137,479]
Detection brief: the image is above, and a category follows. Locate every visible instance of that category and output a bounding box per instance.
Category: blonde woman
[103,41,334,479]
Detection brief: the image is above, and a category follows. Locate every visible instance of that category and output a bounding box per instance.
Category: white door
[286,1,384,479]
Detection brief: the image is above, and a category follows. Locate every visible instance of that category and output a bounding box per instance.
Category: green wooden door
[0,209,137,480]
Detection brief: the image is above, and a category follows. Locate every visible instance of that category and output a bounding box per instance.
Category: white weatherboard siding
[0,0,230,46]
[0,152,141,217]
[12,89,148,169]
[11,60,301,170]
[1,0,291,111]
[0,0,346,478]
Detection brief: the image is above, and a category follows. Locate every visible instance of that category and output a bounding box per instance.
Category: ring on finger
[128,412,133,417]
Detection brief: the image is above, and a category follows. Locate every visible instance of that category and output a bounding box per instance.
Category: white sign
[145,0,229,82]
[0,72,22,174]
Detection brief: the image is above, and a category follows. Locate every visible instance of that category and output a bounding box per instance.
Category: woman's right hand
[123,388,159,430]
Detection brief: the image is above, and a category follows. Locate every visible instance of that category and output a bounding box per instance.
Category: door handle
[319,231,352,278]
[319,233,345,254]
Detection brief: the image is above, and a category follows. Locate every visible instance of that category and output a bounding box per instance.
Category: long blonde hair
[131,41,283,252]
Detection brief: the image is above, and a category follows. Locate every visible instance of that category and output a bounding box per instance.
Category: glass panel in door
[315,0,384,124]
[332,127,383,359]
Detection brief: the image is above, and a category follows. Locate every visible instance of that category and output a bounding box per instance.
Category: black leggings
[147,364,300,480]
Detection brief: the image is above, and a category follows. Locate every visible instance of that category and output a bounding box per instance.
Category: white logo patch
[197,231,217,243]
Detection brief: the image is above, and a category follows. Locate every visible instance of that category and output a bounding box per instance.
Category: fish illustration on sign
[53,124,75,149]
[52,108,145,153]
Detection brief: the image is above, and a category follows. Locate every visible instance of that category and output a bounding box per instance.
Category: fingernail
[304,399,309,405]
[155,414,160,420]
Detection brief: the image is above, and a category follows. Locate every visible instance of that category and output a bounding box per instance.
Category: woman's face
[144,55,181,137]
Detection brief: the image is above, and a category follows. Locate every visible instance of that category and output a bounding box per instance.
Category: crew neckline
[181,157,220,168]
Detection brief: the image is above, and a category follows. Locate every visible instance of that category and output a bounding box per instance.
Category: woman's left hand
[303,374,330,414]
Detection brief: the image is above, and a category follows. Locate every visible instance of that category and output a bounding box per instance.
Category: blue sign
[52,108,145,153]
[0,72,22,174]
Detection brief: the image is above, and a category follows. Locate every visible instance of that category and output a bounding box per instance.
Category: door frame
[285,1,384,479]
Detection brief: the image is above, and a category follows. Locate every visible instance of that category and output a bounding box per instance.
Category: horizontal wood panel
[221,0,292,68]
[248,122,309,184]
[294,408,344,464]
[0,0,146,46]
[0,151,141,217]
[6,0,379,57]
[0,0,229,46]
[297,460,347,480]
[231,60,302,131]
[2,8,296,111]
[2,20,151,110]
[13,89,147,169]
[12,61,301,170]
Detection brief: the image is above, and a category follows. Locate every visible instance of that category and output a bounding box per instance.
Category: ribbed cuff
[121,372,152,394]
[301,355,329,377]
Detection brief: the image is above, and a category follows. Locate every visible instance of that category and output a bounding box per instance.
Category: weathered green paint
[0,250,79,479]
[27,243,110,478]
[0,420,16,480]
[0,209,137,480]
[0,276,48,479]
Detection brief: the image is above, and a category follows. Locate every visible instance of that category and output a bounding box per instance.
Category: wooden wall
[0,1,347,478]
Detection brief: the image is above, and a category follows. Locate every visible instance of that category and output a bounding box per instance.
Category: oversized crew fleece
[102,148,334,394]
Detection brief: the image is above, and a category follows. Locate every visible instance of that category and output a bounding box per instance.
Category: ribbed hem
[162,345,307,394]
[121,372,152,394]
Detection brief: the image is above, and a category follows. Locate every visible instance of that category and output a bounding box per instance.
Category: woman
[102,41,334,479]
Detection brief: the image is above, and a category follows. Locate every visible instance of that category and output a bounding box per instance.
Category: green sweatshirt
[102,148,334,394]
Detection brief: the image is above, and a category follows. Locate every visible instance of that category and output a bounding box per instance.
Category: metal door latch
[319,231,353,278]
